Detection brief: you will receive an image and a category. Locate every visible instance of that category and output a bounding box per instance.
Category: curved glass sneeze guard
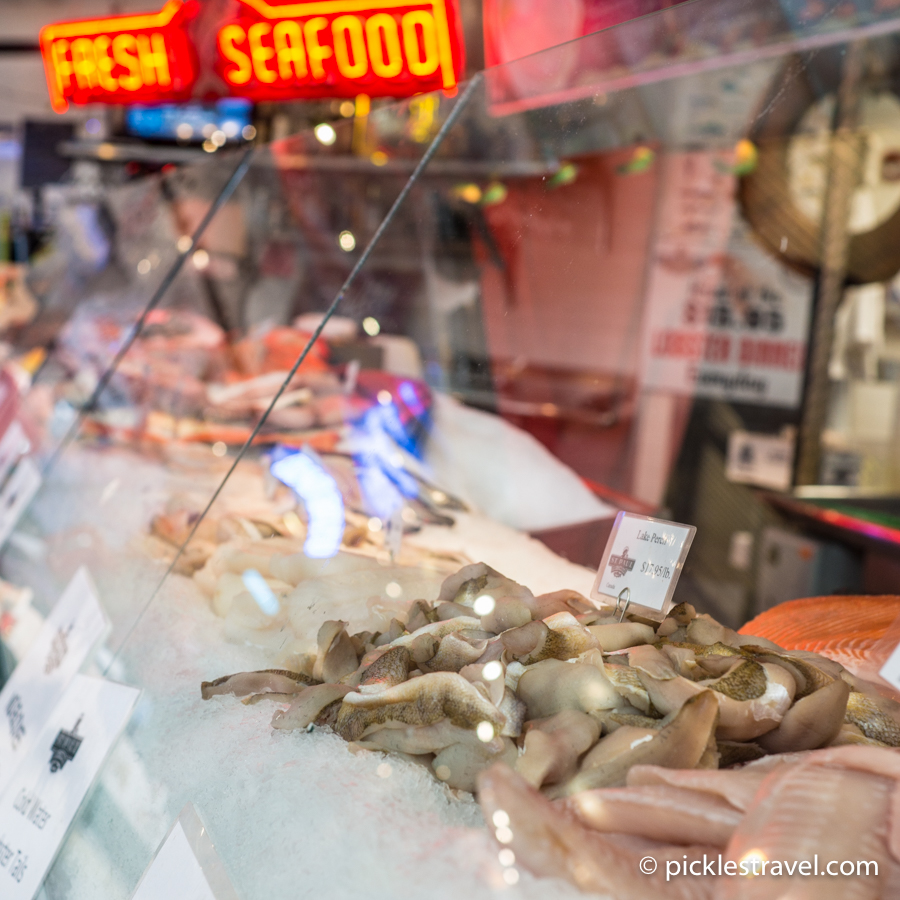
[9,0,900,897]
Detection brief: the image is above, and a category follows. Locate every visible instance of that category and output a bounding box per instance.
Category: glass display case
[2,0,900,897]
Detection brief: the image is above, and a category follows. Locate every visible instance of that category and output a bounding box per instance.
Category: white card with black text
[0,674,138,898]
[591,512,696,614]
[0,567,108,794]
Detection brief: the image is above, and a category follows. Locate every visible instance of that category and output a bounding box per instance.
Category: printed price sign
[591,512,696,615]
[0,568,108,794]
[0,674,139,898]
[130,804,240,900]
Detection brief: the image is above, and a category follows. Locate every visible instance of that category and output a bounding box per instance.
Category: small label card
[879,643,900,693]
[591,511,696,615]
[0,422,30,490]
[0,456,41,550]
[725,430,794,492]
[0,674,139,898]
[130,804,240,900]
[0,567,108,793]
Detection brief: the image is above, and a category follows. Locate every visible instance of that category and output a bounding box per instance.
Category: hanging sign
[591,511,695,615]
[39,0,199,113]
[216,0,465,100]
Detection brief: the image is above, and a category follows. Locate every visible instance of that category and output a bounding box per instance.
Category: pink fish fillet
[564,784,742,848]
[719,764,893,899]
[477,763,715,900]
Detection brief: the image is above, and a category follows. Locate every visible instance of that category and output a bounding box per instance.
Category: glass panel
[16,1,900,898]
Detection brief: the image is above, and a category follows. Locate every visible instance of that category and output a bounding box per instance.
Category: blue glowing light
[270,449,344,559]
[242,568,280,615]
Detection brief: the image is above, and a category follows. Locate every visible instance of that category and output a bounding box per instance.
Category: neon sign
[39,0,198,113]
[216,0,465,99]
[39,0,465,111]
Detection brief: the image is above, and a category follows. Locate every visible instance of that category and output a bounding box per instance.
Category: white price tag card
[0,456,41,549]
[0,422,30,489]
[0,674,139,898]
[0,567,108,793]
[130,804,240,900]
[591,512,696,615]
[725,430,794,492]
[879,643,900,693]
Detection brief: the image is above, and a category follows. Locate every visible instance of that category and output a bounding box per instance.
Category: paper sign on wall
[591,511,695,614]
[0,567,108,794]
[130,804,240,900]
[0,674,139,898]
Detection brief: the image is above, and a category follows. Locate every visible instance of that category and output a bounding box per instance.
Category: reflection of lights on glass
[473,595,496,616]
[476,721,495,742]
[498,849,515,867]
[371,150,388,166]
[176,122,193,140]
[482,661,503,682]
[193,249,210,270]
[211,441,227,457]
[137,258,151,275]
[362,316,381,336]
[454,183,482,204]
[177,235,193,253]
[492,810,510,829]
[340,100,356,117]
[502,868,519,885]
[211,129,227,147]
[385,581,403,598]
[435,764,451,781]
[338,230,356,252]
[202,123,216,138]
[368,517,383,532]
[315,123,337,145]
[377,390,392,406]
[270,450,345,559]
[242,568,280,615]
[85,118,101,135]
[376,762,392,778]
[739,849,767,877]
[495,825,513,844]
[222,120,240,138]
[202,139,217,153]
[242,124,257,141]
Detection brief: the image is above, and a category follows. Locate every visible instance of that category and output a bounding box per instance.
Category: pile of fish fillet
[202,560,900,899]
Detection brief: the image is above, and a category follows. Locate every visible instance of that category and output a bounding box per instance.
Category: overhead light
[315,123,337,145]
[211,129,227,147]
[221,121,239,138]
[202,140,217,153]
[175,123,193,140]
[362,316,380,336]
[242,124,257,141]
[192,249,210,270]
[338,230,356,252]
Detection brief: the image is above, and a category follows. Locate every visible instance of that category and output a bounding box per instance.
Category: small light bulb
[338,230,356,252]
[367,517,383,532]
[176,123,193,140]
[136,259,151,275]
[177,235,193,253]
[242,124,257,141]
[192,249,210,270]
[211,441,227,457]
[315,123,337,145]
[385,581,402,598]
[362,316,381,336]
[492,810,510,829]
[211,129,227,147]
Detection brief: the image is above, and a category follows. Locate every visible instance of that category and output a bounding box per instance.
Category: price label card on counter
[130,804,240,900]
[591,512,696,615]
[0,567,108,793]
[0,673,139,898]
[0,456,41,550]
[879,643,900,693]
